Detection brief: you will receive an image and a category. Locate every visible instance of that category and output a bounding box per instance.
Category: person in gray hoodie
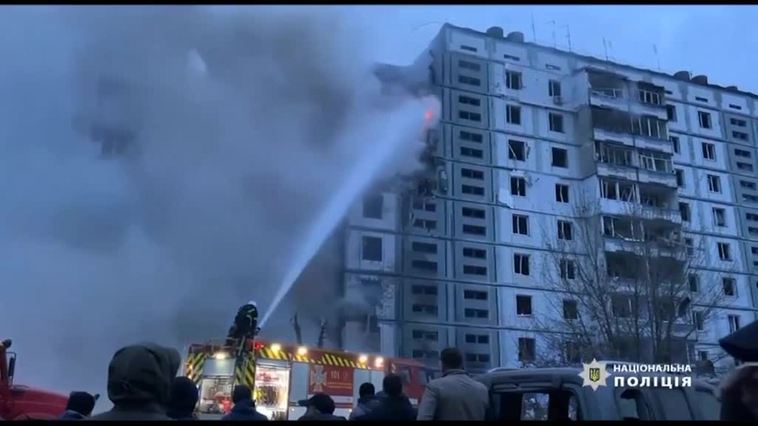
[416,347,489,421]
[89,343,181,421]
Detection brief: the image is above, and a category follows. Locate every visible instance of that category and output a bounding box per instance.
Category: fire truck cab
[0,339,68,420]
[185,339,435,420]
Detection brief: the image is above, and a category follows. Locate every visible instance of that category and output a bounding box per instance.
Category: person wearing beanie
[167,377,199,420]
[89,343,181,421]
[59,391,99,420]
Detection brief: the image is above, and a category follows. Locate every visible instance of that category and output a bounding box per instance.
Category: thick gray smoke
[0,6,434,404]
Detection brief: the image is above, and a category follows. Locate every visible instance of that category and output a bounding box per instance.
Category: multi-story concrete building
[341,23,758,373]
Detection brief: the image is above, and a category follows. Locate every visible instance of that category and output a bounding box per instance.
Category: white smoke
[0,5,435,406]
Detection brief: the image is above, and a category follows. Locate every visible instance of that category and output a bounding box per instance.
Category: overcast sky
[326,5,758,94]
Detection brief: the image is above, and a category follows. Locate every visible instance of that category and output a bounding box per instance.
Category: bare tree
[534,191,730,366]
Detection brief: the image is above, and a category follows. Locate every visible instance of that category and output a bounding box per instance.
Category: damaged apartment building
[341,23,758,373]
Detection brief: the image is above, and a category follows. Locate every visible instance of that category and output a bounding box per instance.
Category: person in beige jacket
[416,348,489,421]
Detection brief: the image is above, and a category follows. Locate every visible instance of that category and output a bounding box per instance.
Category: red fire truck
[184,339,436,420]
[0,339,68,420]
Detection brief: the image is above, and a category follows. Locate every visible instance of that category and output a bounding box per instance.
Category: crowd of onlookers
[46,345,491,422]
[20,319,758,421]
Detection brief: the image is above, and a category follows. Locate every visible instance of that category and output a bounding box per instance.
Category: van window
[521,392,549,420]
[618,388,652,420]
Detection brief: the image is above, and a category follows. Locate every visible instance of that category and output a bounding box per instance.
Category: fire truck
[0,339,68,420]
[184,339,436,420]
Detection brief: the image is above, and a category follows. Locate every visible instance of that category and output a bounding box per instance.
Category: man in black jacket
[297,394,346,421]
[222,385,268,421]
[719,320,758,421]
[355,374,416,421]
[167,377,199,420]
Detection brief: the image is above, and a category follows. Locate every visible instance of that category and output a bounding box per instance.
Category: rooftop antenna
[530,13,537,42]
[602,37,609,61]
[563,24,572,52]
[653,44,661,71]
[546,20,557,48]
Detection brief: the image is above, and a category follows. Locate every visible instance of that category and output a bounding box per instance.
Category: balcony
[594,128,634,147]
[597,162,637,181]
[638,168,678,188]
[603,235,686,260]
[635,134,674,154]
[589,88,627,110]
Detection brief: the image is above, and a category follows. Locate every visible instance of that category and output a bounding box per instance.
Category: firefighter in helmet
[227,300,260,344]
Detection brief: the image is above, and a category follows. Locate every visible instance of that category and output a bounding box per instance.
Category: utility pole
[531,13,537,42]
[547,20,557,48]
[565,25,572,52]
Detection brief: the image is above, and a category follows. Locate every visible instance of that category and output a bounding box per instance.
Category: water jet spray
[259,97,440,329]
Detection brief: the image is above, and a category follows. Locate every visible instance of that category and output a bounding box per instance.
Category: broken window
[670,136,680,153]
[560,259,576,279]
[508,139,526,160]
[666,105,677,122]
[458,60,481,71]
[549,113,564,133]
[512,214,529,235]
[600,179,636,202]
[597,143,633,166]
[723,277,736,296]
[698,111,712,129]
[458,75,481,86]
[708,175,721,193]
[516,295,532,316]
[675,169,685,187]
[702,142,716,160]
[713,208,726,227]
[633,115,666,139]
[611,294,633,318]
[518,338,536,362]
[507,105,522,125]
[728,315,741,333]
[688,274,699,293]
[638,89,662,105]
[549,80,562,97]
[679,202,690,222]
[639,151,672,173]
[552,147,568,167]
[555,184,570,203]
[511,177,526,196]
[557,220,573,240]
[563,300,578,320]
[514,253,530,276]
[362,194,383,219]
[718,242,732,261]
[506,71,523,90]
[362,236,383,261]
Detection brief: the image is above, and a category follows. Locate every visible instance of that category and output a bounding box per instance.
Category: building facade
[341,23,758,373]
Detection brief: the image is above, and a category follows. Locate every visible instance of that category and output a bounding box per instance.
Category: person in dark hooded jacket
[89,343,181,421]
[166,377,199,420]
[719,319,758,421]
[222,385,268,421]
[59,391,99,420]
[355,374,416,421]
